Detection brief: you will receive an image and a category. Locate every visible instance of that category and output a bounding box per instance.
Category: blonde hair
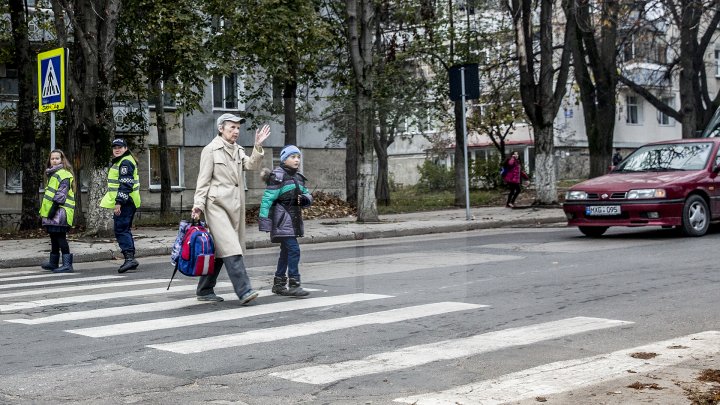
[45,149,76,193]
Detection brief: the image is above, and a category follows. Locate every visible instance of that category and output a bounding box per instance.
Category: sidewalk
[0,206,566,269]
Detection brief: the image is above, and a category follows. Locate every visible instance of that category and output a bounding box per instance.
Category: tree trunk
[151,80,172,216]
[283,80,298,146]
[375,139,389,206]
[453,100,465,206]
[534,125,557,204]
[347,0,378,222]
[9,0,41,230]
[84,166,113,236]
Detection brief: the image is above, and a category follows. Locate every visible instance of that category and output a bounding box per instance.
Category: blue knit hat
[280,145,301,162]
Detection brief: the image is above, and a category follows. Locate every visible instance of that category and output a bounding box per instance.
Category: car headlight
[627,188,666,199]
[565,190,588,200]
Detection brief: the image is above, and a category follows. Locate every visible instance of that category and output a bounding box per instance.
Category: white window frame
[657,97,675,126]
[4,167,22,193]
[715,49,720,78]
[212,73,245,111]
[626,95,642,125]
[148,146,184,190]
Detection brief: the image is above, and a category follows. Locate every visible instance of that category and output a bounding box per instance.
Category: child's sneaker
[239,289,259,305]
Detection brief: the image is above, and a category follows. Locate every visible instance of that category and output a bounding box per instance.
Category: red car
[563,138,720,237]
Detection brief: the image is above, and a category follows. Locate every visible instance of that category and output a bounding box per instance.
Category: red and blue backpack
[167,220,216,289]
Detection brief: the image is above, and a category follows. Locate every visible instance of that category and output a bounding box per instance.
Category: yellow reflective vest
[39,168,75,226]
[100,155,141,208]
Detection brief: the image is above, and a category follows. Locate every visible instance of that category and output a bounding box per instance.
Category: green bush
[417,161,454,191]
[470,158,504,190]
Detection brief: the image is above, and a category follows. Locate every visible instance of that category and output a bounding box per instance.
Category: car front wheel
[579,226,608,237]
[681,195,710,236]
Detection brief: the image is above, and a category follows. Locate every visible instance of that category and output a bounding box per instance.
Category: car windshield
[617,142,713,172]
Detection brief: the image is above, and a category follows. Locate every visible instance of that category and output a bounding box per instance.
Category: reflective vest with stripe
[39,168,75,226]
[100,155,141,208]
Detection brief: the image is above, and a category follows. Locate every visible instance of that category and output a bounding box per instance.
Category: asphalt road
[0,225,718,404]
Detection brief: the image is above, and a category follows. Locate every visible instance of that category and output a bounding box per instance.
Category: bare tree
[8,0,41,230]
[50,0,122,235]
[565,0,620,177]
[346,0,379,222]
[508,0,572,204]
[618,0,720,138]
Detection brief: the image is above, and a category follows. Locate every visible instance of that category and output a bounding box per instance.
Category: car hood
[571,171,704,191]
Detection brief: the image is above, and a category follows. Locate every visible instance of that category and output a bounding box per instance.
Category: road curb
[0,216,567,268]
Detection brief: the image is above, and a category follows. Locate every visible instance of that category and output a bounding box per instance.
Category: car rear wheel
[681,195,710,236]
[578,226,608,237]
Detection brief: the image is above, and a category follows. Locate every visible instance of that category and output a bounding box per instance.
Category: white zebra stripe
[67,293,392,338]
[0,275,120,290]
[271,317,633,385]
[394,331,720,404]
[0,281,226,312]
[149,302,485,354]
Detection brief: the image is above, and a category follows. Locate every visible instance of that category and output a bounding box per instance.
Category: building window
[715,49,720,77]
[148,146,183,189]
[626,95,642,124]
[4,167,21,193]
[658,97,675,126]
[212,74,241,110]
[0,64,19,96]
[147,80,176,109]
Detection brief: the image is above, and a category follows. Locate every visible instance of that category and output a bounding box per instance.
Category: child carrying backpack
[167,220,216,289]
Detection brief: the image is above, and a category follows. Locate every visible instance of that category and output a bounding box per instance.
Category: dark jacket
[258,165,313,243]
[111,151,137,206]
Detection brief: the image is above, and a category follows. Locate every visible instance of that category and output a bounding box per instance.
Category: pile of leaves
[245,191,356,224]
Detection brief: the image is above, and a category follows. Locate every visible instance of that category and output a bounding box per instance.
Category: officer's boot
[117,251,139,273]
[53,253,74,273]
[41,253,60,271]
[284,278,309,297]
[271,276,288,295]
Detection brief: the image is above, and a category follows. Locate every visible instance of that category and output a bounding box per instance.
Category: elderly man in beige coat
[191,113,270,304]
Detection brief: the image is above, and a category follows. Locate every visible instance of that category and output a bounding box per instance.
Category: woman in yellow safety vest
[100,138,141,273]
[39,149,76,273]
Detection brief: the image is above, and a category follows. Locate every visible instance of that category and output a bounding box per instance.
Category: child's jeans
[275,237,301,280]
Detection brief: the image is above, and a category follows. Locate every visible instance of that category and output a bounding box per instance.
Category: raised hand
[255,124,271,146]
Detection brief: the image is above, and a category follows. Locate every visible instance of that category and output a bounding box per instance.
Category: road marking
[0,270,37,278]
[4,288,320,325]
[253,252,522,281]
[67,294,391,338]
[0,281,226,312]
[149,302,485,354]
[0,271,52,282]
[0,273,79,282]
[271,317,632,385]
[0,278,161,300]
[0,275,120,289]
[394,330,720,405]
[480,239,658,254]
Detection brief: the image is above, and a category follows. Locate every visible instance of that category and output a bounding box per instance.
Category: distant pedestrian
[39,149,76,273]
[191,114,270,304]
[502,151,529,208]
[100,138,141,273]
[259,145,313,297]
[612,148,623,166]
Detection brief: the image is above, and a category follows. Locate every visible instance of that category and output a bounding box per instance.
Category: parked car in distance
[563,138,720,237]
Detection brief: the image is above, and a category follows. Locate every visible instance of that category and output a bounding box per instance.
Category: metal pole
[461,67,471,220]
[50,111,56,150]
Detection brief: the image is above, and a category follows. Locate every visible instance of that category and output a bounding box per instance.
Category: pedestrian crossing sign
[37,48,66,112]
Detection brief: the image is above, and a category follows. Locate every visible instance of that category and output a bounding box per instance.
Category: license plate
[586,205,621,216]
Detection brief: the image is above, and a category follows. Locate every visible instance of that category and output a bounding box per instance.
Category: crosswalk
[1,255,718,404]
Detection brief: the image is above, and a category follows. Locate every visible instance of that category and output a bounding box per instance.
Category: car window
[618,142,713,172]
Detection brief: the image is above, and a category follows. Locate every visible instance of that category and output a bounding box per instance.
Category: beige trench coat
[193,136,264,258]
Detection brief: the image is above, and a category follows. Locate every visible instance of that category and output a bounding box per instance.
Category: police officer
[100,138,141,273]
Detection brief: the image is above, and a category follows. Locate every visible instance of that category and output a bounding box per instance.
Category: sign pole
[460,67,471,220]
[50,111,55,150]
